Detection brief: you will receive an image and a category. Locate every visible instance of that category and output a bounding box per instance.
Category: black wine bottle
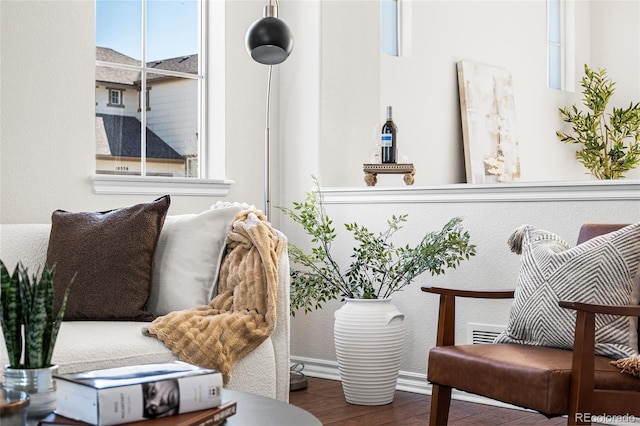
[380,106,397,163]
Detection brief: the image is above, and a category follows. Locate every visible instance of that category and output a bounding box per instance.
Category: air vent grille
[466,323,506,345]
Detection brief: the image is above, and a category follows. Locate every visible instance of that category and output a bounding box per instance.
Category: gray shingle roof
[96,47,197,85]
[96,113,183,160]
[96,47,140,86]
[148,54,198,74]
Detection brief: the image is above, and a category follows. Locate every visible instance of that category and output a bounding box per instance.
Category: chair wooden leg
[567,310,595,426]
[430,383,452,426]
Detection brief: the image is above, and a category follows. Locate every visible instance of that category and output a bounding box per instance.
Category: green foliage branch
[279,177,477,316]
[557,64,640,179]
[0,261,73,369]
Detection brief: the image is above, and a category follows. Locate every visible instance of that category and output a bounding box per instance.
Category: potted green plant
[279,177,476,405]
[557,64,640,179]
[0,260,73,420]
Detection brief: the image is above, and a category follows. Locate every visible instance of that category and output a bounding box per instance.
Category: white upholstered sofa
[0,207,291,402]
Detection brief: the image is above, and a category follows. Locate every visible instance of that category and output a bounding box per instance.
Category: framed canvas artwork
[457,61,521,183]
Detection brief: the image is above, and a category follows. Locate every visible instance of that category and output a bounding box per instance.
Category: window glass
[95,0,202,178]
[381,0,399,56]
[547,0,563,90]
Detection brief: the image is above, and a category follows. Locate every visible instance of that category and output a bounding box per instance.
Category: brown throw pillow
[46,195,170,321]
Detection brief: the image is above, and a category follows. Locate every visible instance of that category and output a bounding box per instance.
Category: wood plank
[289,377,593,425]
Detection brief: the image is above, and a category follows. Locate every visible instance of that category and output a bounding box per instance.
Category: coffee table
[37,389,320,426]
[223,389,320,425]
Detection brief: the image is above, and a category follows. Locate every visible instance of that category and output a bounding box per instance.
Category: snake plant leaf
[0,261,22,367]
[24,267,49,368]
[45,266,74,367]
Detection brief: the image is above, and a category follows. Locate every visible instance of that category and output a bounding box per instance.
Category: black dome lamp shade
[245,0,294,65]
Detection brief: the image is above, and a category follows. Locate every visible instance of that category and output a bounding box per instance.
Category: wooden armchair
[423,224,640,425]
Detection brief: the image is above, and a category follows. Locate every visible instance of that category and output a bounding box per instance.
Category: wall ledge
[321,180,640,204]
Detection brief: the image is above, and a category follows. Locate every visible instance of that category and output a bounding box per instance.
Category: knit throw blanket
[142,209,286,384]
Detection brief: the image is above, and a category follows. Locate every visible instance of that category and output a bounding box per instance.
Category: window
[381,0,399,56]
[95,0,203,179]
[547,0,575,91]
[107,88,124,107]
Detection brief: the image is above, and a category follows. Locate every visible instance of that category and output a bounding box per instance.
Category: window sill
[320,180,640,204]
[91,175,234,196]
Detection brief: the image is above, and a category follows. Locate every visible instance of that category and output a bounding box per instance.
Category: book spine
[56,372,223,426]
[180,401,237,426]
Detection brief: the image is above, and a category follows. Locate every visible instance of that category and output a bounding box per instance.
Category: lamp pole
[264,65,273,217]
[245,0,293,219]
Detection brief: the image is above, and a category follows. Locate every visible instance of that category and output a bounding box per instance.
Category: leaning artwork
[457,60,521,183]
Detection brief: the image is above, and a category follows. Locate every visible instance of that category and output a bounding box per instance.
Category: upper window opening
[547,0,575,91]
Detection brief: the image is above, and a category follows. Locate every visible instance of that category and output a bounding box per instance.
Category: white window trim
[93,0,229,196]
[91,175,234,196]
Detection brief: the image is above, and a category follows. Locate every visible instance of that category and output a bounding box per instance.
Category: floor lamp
[245,0,294,219]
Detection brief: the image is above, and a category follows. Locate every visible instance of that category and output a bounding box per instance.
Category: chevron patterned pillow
[494,222,640,359]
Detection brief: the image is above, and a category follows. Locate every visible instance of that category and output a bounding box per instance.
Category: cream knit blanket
[142,209,285,384]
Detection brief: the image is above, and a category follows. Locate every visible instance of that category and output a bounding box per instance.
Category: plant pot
[334,298,405,405]
[0,387,30,426]
[2,365,58,420]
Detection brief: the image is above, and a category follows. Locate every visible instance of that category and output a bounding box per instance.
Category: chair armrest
[422,286,515,299]
[559,301,640,317]
[558,300,640,417]
[423,287,514,346]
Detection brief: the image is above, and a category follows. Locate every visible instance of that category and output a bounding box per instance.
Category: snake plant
[0,261,73,369]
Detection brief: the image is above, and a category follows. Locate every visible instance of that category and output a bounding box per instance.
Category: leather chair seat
[428,343,640,416]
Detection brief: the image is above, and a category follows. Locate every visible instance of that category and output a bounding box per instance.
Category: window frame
[107,88,125,108]
[92,0,231,196]
[547,0,575,92]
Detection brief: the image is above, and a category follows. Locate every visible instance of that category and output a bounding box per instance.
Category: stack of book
[38,361,236,426]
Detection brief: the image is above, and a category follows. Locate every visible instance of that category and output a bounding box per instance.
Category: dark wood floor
[289,377,569,425]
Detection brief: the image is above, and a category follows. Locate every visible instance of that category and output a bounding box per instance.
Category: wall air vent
[466,323,506,345]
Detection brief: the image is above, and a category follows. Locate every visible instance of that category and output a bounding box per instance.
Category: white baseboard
[290,356,535,412]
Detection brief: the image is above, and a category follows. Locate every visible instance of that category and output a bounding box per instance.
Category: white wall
[1,0,640,394]
[287,190,640,381]
[2,0,638,219]
[0,0,273,222]
[279,0,640,389]
[313,0,640,188]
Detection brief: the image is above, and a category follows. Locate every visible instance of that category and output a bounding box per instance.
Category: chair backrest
[576,223,628,245]
[576,223,638,344]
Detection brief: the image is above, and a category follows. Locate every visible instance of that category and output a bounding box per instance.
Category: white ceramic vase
[333,298,405,405]
[3,365,58,420]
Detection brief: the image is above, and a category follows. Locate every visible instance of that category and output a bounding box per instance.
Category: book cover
[38,400,237,426]
[54,361,223,426]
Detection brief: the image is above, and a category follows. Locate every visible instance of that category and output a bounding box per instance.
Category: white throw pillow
[494,223,640,359]
[147,205,241,316]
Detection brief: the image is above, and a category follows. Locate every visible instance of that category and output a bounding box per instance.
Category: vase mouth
[345,297,392,302]
[4,364,59,371]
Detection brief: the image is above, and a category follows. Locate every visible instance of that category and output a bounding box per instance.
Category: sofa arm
[422,286,514,346]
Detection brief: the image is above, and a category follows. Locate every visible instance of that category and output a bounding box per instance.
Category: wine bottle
[380,106,397,163]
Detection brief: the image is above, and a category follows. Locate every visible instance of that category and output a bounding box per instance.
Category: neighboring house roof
[96,47,197,85]
[148,54,198,75]
[96,47,140,86]
[96,113,183,160]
